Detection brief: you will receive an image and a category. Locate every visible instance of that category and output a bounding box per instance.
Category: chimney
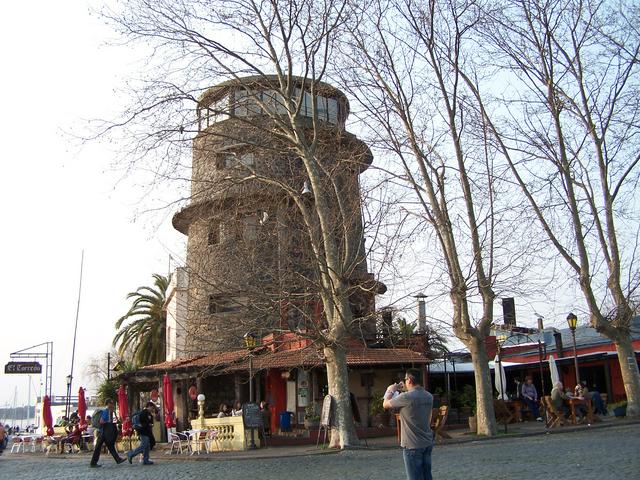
[502,297,516,326]
[416,293,427,334]
[537,316,544,331]
[553,330,564,357]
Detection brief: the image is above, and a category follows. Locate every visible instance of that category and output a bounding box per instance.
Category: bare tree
[340,0,542,435]
[467,0,640,416]
[97,0,388,447]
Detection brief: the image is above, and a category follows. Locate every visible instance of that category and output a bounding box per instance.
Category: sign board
[242,402,263,429]
[4,362,42,374]
[320,394,333,427]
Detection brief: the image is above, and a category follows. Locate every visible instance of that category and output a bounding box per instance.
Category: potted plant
[369,393,390,428]
[304,403,320,429]
[609,401,627,417]
[458,385,477,432]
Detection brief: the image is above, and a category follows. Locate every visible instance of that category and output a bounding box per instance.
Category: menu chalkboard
[320,395,333,427]
[243,402,263,429]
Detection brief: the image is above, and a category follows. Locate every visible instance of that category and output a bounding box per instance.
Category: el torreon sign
[4,362,42,374]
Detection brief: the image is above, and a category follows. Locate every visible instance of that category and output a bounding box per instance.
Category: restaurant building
[121,333,428,434]
[427,317,640,403]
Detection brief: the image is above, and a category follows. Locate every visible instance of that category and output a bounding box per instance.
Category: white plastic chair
[10,436,24,453]
[168,432,190,455]
[31,435,45,453]
[205,429,220,453]
[186,429,208,455]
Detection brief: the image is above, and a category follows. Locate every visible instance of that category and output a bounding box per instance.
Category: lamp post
[65,374,72,418]
[566,313,580,385]
[197,393,205,429]
[496,334,508,434]
[243,331,257,449]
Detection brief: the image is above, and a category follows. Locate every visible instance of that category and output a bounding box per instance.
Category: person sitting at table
[513,377,523,400]
[590,385,607,415]
[551,382,569,419]
[0,423,6,455]
[217,403,230,418]
[574,380,590,399]
[59,419,82,453]
[521,376,543,421]
[565,385,587,421]
[231,401,243,417]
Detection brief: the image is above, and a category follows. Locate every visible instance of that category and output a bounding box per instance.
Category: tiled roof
[137,347,427,376]
[502,315,640,360]
[143,356,207,370]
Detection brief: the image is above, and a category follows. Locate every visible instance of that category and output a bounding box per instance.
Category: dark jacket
[136,409,154,438]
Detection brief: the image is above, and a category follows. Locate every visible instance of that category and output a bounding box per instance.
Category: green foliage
[609,401,627,413]
[96,378,119,404]
[113,273,170,367]
[458,384,476,413]
[369,392,386,416]
[424,327,450,359]
[394,317,417,341]
[305,403,320,421]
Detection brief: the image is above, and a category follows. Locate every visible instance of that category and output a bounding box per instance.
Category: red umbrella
[117,384,132,437]
[163,374,175,428]
[78,387,87,429]
[42,395,54,436]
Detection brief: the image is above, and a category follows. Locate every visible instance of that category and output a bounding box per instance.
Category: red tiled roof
[346,348,428,366]
[143,356,207,370]
[140,347,426,376]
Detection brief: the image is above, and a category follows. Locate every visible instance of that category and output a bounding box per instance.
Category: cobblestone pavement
[1,424,638,480]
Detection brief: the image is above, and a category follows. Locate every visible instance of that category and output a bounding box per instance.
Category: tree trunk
[613,337,640,417]
[325,345,360,448]
[468,338,497,436]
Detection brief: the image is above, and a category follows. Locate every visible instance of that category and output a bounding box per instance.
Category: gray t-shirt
[389,386,433,449]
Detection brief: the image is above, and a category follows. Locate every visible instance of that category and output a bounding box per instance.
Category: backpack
[91,409,103,429]
[131,411,143,431]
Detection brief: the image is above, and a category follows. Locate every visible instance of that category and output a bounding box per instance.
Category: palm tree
[113,274,170,367]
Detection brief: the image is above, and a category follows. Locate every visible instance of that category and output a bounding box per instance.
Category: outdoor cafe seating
[9,434,45,454]
[566,397,597,425]
[542,396,564,428]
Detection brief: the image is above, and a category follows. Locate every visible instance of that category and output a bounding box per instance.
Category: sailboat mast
[66,250,84,417]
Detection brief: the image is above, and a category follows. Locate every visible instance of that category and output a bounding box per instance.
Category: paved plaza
[1,423,638,479]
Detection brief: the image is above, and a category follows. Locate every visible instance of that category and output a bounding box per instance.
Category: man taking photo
[383,369,434,480]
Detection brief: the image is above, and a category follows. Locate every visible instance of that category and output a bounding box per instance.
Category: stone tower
[173,76,382,355]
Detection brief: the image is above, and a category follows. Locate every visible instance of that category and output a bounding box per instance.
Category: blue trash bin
[279,411,293,431]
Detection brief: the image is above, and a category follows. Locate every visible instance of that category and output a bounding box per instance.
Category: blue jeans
[129,435,150,464]
[402,446,433,480]
[523,398,540,418]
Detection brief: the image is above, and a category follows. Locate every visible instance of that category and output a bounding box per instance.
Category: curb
[365,417,640,450]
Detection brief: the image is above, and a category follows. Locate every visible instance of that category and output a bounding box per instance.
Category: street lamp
[496,334,508,434]
[197,393,205,429]
[243,331,257,449]
[566,312,580,385]
[65,375,73,418]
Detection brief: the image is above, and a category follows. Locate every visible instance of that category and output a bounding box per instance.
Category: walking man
[126,401,156,465]
[384,369,434,480]
[90,398,125,468]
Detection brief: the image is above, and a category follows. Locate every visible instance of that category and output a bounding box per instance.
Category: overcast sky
[0,1,184,409]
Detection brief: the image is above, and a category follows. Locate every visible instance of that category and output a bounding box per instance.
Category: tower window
[208,295,241,314]
[207,221,220,245]
[243,215,258,241]
[223,152,255,169]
